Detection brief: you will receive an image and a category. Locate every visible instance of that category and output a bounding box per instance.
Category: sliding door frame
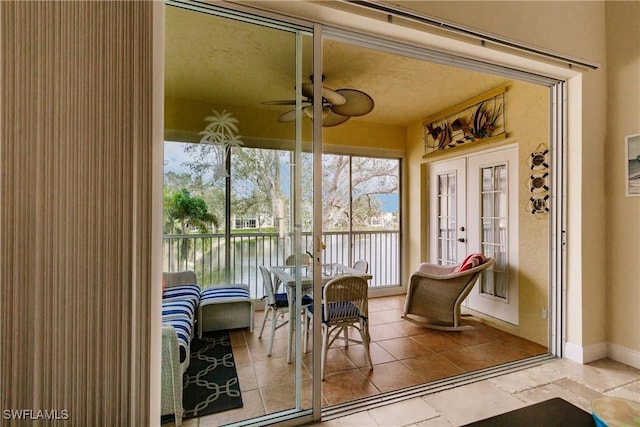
[159,1,570,424]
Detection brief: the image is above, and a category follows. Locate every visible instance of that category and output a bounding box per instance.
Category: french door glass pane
[438,172,457,265]
[480,165,508,299]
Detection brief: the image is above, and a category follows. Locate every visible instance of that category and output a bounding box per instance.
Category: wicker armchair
[402,258,494,331]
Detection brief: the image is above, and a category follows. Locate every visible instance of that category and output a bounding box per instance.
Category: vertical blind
[1,2,154,424]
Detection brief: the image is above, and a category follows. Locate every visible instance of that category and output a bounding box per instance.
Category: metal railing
[163,230,400,299]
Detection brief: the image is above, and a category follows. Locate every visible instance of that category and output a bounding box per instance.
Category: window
[163,143,402,294]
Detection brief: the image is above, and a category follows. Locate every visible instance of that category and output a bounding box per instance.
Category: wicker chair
[307,275,373,380]
[352,259,369,273]
[402,258,495,331]
[258,265,312,356]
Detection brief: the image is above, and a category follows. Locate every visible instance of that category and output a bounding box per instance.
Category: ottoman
[198,285,254,338]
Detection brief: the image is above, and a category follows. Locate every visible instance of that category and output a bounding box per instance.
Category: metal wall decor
[423,85,507,155]
[527,143,550,216]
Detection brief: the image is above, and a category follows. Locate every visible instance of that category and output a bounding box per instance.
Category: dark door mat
[463,397,595,427]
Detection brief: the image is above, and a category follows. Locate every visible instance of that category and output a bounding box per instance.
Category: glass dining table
[268,263,372,363]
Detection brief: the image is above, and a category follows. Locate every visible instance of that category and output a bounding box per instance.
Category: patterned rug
[165,330,243,422]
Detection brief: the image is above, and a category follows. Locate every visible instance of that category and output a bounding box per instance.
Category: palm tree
[164,188,219,265]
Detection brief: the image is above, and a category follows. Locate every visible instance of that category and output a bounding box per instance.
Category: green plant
[164,188,219,234]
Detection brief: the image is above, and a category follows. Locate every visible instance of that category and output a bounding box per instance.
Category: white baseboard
[564,341,640,368]
[564,341,608,364]
[608,343,640,369]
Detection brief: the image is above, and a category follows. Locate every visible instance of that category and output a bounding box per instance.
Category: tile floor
[315,358,640,426]
[181,294,584,426]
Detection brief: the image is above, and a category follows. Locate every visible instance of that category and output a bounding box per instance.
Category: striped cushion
[162,300,196,320]
[200,286,250,303]
[161,301,193,363]
[308,301,365,323]
[162,284,200,313]
[454,253,486,273]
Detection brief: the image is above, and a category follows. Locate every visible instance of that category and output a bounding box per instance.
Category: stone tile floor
[314,358,640,426]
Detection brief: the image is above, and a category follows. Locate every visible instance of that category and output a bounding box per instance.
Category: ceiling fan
[263,75,374,127]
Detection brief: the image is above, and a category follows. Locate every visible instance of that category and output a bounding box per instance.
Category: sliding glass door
[164,2,318,424]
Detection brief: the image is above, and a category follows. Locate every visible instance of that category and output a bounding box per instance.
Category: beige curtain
[1,1,157,424]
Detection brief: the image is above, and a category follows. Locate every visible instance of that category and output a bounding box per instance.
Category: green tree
[322,155,399,231]
[164,188,219,234]
[231,147,285,231]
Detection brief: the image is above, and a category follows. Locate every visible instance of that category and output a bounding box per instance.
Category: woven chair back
[323,275,368,323]
[259,265,277,305]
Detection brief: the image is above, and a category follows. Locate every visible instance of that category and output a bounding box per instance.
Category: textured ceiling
[165,5,509,127]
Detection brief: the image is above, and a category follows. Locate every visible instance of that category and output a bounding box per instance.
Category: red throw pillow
[454,253,485,272]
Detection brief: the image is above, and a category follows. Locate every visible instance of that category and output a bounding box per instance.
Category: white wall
[604,1,640,368]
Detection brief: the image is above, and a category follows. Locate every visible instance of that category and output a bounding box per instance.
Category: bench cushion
[200,286,250,303]
[198,285,254,336]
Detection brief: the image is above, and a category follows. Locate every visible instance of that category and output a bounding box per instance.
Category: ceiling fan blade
[331,89,374,117]
[322,111,350,127]
[302,83,347,106]
[277,110,297,123]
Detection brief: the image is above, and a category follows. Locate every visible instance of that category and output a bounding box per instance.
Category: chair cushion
[454,253,486,272]
[308,301,365,323]
[272,293,313,308]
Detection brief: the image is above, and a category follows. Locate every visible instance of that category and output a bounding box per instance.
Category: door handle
[457,238,466,243]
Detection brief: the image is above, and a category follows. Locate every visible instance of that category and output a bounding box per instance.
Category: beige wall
[323,119,406,151]
[605,2,640,362]
[165,97,298,143]
[175,0,638,361]
[165,97,406,151]
[256,0,635,362]
[380,0,640,364]
[406,82,550,346]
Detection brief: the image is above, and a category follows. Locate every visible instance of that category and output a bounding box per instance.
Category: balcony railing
[163,230,400,299]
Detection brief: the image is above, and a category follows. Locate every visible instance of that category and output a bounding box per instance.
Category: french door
[429,146,519,324]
